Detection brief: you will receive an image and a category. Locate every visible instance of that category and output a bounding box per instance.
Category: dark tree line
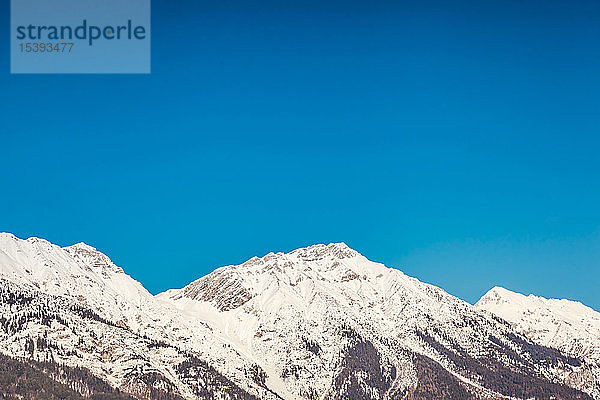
[415,330,592,400]
[0,353,135,400]
[176,354,265,400]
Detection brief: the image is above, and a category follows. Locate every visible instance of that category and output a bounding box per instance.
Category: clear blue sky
[1,0,599,310]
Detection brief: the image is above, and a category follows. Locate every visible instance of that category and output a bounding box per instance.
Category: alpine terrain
[0,232,598,399]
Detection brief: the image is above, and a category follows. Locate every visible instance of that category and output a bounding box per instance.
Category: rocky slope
[476,286,600,397]
[0,233,598,399]
[0,233,280,400]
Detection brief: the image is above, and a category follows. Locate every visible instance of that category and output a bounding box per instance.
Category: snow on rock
[476,286,600,359]
[476,286,600,397]
[1,233,598,399]
[160,242,597,399]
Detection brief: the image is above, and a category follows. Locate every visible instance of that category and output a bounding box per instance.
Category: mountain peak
[476,285,600,370]
[0,234,53,247]
[478,286,518,302]
[0,232,17,241]
[228,242,363,273]
[0,233,58,253]
[64,242,98,253]
[288,241,359,260]
[163,241,382,311]
[2,233,599,400]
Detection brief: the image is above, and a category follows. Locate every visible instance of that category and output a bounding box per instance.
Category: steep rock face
[476,286,600,398]
[476,286,600,359]
[0,233,598,399]
[159,243,594,400]
[0,233,280,400]
[0,233,152,332]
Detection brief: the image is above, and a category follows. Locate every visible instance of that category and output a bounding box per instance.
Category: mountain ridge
[0,232,598,399]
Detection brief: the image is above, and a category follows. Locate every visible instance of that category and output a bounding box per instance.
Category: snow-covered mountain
[476,286,600,397]
[0,233,598,399]
[0,233,283,399]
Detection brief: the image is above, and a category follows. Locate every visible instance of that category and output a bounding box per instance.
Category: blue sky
[1,0,599,309]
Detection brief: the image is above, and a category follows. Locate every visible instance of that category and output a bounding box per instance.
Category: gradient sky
[1,0,599,310]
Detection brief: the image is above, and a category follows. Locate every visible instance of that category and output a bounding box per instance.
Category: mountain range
[0,232,598,399]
